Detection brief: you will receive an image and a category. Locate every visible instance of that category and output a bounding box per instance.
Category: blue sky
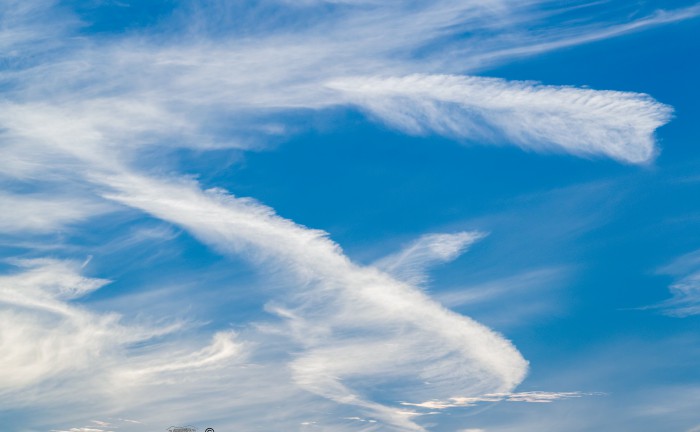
[1,1,700,431]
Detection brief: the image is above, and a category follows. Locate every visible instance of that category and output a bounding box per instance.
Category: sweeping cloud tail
[328,74,673,164]
[374,231,486,286]
[100,171,528,429]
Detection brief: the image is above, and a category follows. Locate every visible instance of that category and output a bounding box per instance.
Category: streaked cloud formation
[401,391,592,410]
[655,250,700,317]
[374,231,486,286]
[103,173,526,429]
[329,74,671,163]
[0,0,696,431]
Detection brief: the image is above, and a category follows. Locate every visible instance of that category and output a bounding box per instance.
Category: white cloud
[117,331,245,382]
[0,0,682,186]
[374,231,486,286]
[100,172,528,430]
[0,1,695,430]
[401,391,592,410]
[0,259,139,391]
[662,271,700,317]
[437,268,564,309]
[328,74,672,164]
[0,0,77,58]
[652,250,700,317]
[435,267,570,329]
[0,192,110,233]
[460,4,700,70]
[0,258,247,426]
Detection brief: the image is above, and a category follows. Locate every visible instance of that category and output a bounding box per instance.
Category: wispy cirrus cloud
[100,172,527,430]
[0,259,152,392]
[0,192,110,233]
[401,390,594,410]
[374,231,486,286]
[0,0,695,431]
[650,250,700,317]
[458,3,700,69]
[0,258,246,426]
[328,74,672,164]
[0,0,685,178]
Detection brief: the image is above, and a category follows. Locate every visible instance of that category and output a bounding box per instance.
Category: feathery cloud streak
[101,172,527,429]
[328,74,672,164]
[652,250,700,317]
[374,231,486,286]
[0,1,686,169]
[400,391,593,410]
[0,0,695,430]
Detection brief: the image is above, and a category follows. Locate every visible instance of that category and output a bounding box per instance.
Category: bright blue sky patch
[1,1,700,431]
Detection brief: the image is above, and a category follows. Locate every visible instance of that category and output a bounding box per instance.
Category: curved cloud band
[103,173,528,430]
